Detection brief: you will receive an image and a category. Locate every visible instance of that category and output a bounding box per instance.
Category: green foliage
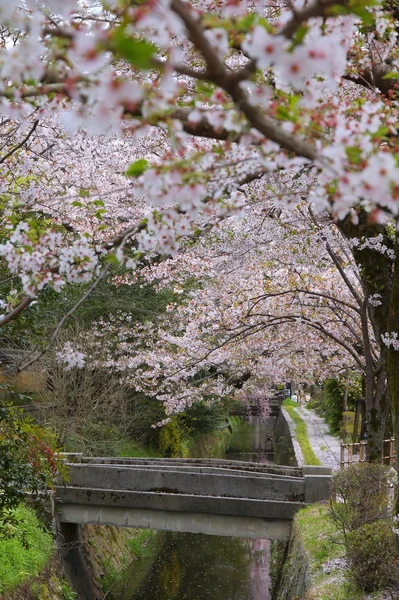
[296,505,343,566]
[125,159,149,177]
[61,582,78,600]
[101,559,119,593]
[282,400,321,465]
[312,375,360,435]
[0,505,54,594]
[119,441,160,458]
[126,529,156,558]
[152,399,232,458]
[328,464,389,538]
[226,418,253,453]
[291,505,374,599]
[346,521,399,591]
[0,403,60,541]
[157,416,183,457]
[110,27,156,69]
[179,400,229,436]
[187,430,230,458]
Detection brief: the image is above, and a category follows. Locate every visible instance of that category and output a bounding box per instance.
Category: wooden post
[340,444,346,470]
[359,441,366,463]
[390,437,395,465]
[348,444,353,465]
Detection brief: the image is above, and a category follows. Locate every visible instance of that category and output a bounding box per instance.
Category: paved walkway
[294,405,341,470]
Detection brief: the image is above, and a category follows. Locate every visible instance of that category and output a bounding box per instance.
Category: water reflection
[113,532,270,600]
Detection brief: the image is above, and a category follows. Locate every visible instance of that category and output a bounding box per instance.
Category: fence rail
[340,438,396,469]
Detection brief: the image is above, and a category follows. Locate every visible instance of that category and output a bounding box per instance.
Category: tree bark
[386,238,399,510]
[338,212,393,461]
[365,366,390,462]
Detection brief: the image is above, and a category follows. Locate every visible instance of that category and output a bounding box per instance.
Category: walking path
[286,404,341,470]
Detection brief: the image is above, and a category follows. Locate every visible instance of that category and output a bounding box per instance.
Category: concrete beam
[56,486,304,520]
[66,463,297,479]
[302,465,332,476]
[81,457,303,477]
[64,465,305,502]
[59,504,292,541]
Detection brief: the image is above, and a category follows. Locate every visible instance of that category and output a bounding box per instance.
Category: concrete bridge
[56,456,331,542]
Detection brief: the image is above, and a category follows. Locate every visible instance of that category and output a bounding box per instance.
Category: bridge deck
[55,458,331,539]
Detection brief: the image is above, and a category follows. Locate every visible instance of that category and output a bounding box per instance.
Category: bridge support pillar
[57,520,100,600]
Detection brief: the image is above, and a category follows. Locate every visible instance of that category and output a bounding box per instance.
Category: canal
[108,416,276,600]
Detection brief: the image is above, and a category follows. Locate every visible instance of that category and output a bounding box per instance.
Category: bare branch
[17,264,111,372]
[0,119,39,164]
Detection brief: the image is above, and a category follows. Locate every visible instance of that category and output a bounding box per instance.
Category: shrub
[157,416,183,457]
[328,463,389,539]
[312,375,360,434]
[0,403,60,541]
[346,521,399,591]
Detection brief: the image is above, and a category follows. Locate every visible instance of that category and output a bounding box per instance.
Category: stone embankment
[272,405,339,600]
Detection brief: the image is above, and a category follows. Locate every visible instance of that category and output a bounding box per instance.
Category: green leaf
[382,71,399,80]
[289,95,301,113]
[345,146,362,165]
[125,158,149,177]
[349,5,375,24]
[105,253,120,265]
[276,106,291,121]
[111,28,156,70]
[78,188,90,198]
[71,200,83,208]
[93,199,105,207]
[293,25,309,45]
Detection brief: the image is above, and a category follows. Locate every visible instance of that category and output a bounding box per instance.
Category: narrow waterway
[109,416,276,600]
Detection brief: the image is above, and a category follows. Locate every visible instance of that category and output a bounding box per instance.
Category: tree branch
[0,119,39,164]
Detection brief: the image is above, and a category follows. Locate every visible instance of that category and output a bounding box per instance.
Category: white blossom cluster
[350,234,396,260]
[381,332,399,351]
[56,341,85,370]
[0,223,102,296]
[368,294,383,307]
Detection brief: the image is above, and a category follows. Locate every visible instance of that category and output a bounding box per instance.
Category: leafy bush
[346,521,399,591]
[312,375,360,435]
[0,505,54,593]
[0,402,60,541]
[157,416,183,457]
[328,464,389,539]
[179,400,228,435]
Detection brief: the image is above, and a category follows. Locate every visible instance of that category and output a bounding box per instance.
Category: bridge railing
[340,438,396,469]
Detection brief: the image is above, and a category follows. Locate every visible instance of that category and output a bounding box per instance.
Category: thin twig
[16,264,111,372]
[0,119,39,164]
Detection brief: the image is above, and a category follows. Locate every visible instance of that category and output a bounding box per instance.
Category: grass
[295,505,388,599]
[0,505,54,594]
[118,441,161,458]
[282,399,322,466]
[126,529,157,558]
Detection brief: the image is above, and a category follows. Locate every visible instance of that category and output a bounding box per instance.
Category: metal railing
[340,438,396,469]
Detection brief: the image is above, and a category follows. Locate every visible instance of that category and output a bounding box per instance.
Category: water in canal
[109,416,275,600]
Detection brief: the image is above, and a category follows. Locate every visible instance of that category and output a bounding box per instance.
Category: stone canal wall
[273,410,299,467]
[273,515,310,600]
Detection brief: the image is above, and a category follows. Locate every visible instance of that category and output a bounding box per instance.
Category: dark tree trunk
[386,238,399,510]
[338,212,393,463]
[365,367,390,462]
